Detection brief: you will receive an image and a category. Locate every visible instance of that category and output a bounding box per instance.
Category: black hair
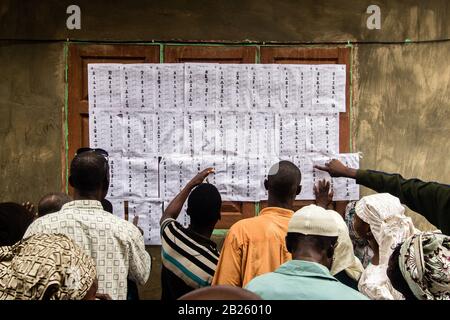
[266,161,301,200]
[286,232,337,256]
[69,151,109,194]
[387,243,417,300]
[187,183,222,228]
[0,202,34,246]
[38,192,72,217]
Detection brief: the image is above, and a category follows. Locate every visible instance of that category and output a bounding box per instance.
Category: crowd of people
[0,148,448,300]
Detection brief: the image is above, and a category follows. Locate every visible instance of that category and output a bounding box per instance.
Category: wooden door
[67,44,160,166]
[260,47,351,215]
[164,45,258,229]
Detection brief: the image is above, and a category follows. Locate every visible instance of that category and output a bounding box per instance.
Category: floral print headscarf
[400,232,450,300]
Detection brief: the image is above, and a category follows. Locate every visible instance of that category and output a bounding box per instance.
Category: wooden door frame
[64,44,160,192]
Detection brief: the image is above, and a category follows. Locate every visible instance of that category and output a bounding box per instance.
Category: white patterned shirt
[24,200,151,300]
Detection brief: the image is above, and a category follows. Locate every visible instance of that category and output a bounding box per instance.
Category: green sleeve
[356,169,450,234]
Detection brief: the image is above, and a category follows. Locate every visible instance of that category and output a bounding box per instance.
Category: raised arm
[159,168,215,226]
[315,159,450,234]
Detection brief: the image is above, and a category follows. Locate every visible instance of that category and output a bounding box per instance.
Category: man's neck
[72,190,101,202]
[189,224,214,239]
[267,195,294,211]
[292,250,330,269]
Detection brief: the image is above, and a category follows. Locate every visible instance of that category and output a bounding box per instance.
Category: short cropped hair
[38,192,72,217]
[187,183,222,228]
[286,232,337,254]
[69,151,109,193]
[267,161,301,199]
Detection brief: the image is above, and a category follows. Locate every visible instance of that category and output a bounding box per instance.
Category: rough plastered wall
[353,42,450,230]
[0,42,65,204]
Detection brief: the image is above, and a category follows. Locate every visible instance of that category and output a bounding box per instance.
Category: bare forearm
[160,183,194,225]
[345,168,358,179]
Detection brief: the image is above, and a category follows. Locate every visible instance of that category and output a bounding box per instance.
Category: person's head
[69,148,110,200]
[0,233,97,300]
[187,183,222,230]
[387,243,416,300]
[387,232,450,300]
[327,210,364,281]
[286,205,339,269]
[264,161,301,208]
[178,285,261,300]
[0,202,34,246]
[354,193,416,265]
[37,192,72,217]
[101,198,113,214]
[344,201,373,268]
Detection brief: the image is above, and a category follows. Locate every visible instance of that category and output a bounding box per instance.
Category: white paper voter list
[87,62,353,226]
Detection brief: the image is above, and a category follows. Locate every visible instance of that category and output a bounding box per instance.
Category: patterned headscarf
[0,233,96,300]
[344,201,373,268]
[399,232,450,300]
[355,193,417,265]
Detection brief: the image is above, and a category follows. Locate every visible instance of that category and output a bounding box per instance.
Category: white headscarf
[327,210,364,281]
[355,193,417,265]
[355,193,418,300]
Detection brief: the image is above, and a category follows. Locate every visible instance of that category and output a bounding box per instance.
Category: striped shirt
[160,218,219,300]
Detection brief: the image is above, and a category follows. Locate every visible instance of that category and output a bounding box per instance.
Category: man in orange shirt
[212,161,302,287]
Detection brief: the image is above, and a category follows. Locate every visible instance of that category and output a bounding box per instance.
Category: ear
[326,245,335,259]
[264,179,269,191]
[68,175,75,188]
[296,185,301,196]
[285,237,292,253]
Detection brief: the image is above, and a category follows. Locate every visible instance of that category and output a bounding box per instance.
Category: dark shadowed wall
[0,42,65,204]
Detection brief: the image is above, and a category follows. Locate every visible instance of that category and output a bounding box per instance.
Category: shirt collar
[259,207,294,218]
[275,260,338,281]
[61,200,104,211]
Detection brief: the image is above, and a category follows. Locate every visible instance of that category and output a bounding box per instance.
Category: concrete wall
[1,0,449,42]
[0,1,449,299]
[0,42,65,204]
[354,42,450,230]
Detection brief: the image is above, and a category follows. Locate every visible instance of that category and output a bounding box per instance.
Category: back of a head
[387,243,416,300]
[101,199,113,214]
[178,285,262,300]
[286,205,339,260]
[0,202,34,246]
[187,183,222,228]
[266,161,301,200]
[286,232,338,255]
[38,192,72,217]
[69,151,109,195]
